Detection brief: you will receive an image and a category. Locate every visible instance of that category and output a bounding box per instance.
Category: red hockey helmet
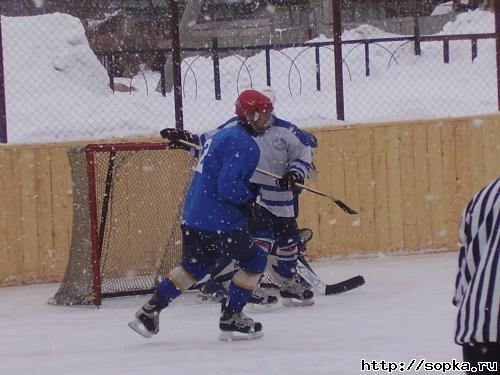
[235,89,274,134]
[235,89,274,118]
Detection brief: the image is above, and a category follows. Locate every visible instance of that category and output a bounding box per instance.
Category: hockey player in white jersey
[162,88,317,306]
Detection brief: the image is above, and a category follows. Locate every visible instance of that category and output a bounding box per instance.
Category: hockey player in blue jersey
[128,90,274,341]
[162,88,317,306]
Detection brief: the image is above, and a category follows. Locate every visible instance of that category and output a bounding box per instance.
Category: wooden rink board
[298,114,500,258]
[1,114,499,286]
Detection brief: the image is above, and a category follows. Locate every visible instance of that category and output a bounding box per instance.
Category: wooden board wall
[0,144,73,286]
[1,114,499,286]
[299,114,500,258]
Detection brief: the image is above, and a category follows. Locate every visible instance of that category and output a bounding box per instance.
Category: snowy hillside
[1,10,496,144]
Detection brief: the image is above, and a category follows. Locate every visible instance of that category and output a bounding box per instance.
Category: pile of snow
[431,1,454,16]
[440,9,494,34]
[2,13,117,142]
[3,14,109,96]
[1,10,496,144]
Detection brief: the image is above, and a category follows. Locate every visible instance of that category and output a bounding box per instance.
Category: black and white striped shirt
[453,178,500,344]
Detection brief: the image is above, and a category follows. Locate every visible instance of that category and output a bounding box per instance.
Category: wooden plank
[413,125,432,248]
[481,119,500,182]
[427,123,446,248]
[399,126,418,250]
[3,148,24,285]
[455,123,473,212]
[440,123,460,250]
[297,130,322,258]
[19,149,40,282]
[49,147,72,280]
[328,130,348,256]
[0,148,10,284]
[356,127,376,253]
[343,129,362,252]
[34,148,57,281]
[308,130,333,258]
[372,127,390,251]
[467,123,485,193]
[385,126,404,250]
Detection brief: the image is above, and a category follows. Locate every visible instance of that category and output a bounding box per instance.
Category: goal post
[50,142,195,306]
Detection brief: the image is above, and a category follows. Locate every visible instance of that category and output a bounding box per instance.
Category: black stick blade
[334,199,358,215]
[325,275,365,295]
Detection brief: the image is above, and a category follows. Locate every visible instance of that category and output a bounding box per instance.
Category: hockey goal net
[50,142,195,306]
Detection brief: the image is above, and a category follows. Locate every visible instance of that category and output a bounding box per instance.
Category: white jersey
[194,116,316,218]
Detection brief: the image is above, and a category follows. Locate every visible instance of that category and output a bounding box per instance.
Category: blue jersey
[182,123,260,232]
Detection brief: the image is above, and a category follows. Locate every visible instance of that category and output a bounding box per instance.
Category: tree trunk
[157,0,204,93]
[452,0,462,12]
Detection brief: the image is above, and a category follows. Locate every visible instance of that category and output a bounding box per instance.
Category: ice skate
[279,273,314,307]
[128,295,160,338]
[196,279,228,304]
[219,301,263,341]
[248,286,278,306]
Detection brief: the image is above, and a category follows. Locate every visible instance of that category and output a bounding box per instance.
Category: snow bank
[1,10,496,144]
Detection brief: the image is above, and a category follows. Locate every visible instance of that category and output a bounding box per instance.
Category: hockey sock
[226,283,253,313]
[276,245,299,278]
[155,279,182,309]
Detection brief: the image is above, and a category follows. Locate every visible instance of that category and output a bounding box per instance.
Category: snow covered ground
[0,251,462,375]
[1,10,496,143]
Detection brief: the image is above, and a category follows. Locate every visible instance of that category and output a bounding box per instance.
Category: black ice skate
[248,286,278,306]
[279,273,314,307]
[128,294,161,338]
[219,300,263,341]
[196,279,228,304]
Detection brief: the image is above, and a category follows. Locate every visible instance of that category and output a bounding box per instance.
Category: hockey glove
[276,171,304,191]
[248,182,260,198]
[238,201,255,217]
[237,183,259,217]
[160,128,195,151]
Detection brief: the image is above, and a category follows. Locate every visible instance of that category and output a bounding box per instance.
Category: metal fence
[0,1,499,144]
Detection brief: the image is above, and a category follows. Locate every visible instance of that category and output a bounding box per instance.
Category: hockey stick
[296,255,365,296]
[174,139,358,215]
[252,168,358,215]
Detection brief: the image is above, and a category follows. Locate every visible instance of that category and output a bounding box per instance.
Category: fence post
[169,0,183,130]
[158,52,167,97]
[0,16,7,143]
[315,46,321,91]
[107,53,115,93]
[364,42,370,76]
[211,38,221,100]
[496,0,500,111]
[332,0,344,121]
[414,16,421,56]
[265,48,271,87]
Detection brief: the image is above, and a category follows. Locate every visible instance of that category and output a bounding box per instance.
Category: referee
[453,178,500,375]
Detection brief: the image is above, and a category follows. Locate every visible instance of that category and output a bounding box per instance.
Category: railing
[92,29,496,134]
[0,2,498,143]
[99,31,495,96]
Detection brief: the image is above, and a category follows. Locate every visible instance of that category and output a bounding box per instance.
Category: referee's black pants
[462,342,499,375]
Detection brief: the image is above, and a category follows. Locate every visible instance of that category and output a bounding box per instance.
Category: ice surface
[0,251,461,375]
